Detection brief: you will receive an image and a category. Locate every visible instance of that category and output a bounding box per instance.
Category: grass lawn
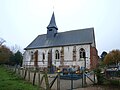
[0,65,38,90]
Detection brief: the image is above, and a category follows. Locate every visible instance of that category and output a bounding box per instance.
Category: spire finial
[53,1,54,11]
[53,0,55,11]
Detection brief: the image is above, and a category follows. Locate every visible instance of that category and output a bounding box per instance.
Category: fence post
[38,70,41,89]
[33,70,36,85]
[84,72,87,86]
[71,72,73,90]
[57,72,60,90]
[28,69,30,82]
[82,70,84,87]
[14,66,17,73]
[44,71,50,90]
[94,71,96,84]
[24,68,27,79]
[18,67,20,75]
[22,68,24,78]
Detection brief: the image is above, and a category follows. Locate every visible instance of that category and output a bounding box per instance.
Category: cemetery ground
[0,65,37,90]
[0,65,120,90]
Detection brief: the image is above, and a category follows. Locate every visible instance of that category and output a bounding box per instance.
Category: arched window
[55,50,60,59]
[42,53,45,64]
[79,48,86,59]
[30,51,34,61]
[42,53,45,60]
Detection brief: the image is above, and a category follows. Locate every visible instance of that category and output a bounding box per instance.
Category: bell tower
[47,12,58,38]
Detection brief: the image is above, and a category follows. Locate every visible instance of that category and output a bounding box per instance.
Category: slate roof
[25,28,95,50]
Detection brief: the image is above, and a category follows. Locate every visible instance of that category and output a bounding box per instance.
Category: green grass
[0,65,37,90]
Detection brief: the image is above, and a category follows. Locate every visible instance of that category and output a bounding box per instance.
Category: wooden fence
[4,65,97,90]
[5,65,60,90]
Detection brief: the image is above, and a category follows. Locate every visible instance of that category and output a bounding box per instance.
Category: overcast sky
[0,0,120,55]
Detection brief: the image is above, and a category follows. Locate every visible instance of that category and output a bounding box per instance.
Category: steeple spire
[47,12,58,30]
[47,12,58,38]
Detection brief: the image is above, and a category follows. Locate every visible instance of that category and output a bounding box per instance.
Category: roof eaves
[25,42,92,50]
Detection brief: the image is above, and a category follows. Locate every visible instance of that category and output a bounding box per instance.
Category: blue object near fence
[60,73,82,80]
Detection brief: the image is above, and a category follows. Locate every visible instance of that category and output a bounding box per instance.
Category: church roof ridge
[37,27,94,36]
[58,27,94,34]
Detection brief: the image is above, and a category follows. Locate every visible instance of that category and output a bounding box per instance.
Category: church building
[23,12,98,70]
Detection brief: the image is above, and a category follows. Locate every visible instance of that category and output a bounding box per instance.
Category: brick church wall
[90,46,98,69]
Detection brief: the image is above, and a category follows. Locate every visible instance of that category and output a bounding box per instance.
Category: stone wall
[23,44,93,69]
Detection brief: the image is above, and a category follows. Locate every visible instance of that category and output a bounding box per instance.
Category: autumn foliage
[0,45,12,64]
[0,45,23,66]
[104,49,120,65]
[0,37,23,65]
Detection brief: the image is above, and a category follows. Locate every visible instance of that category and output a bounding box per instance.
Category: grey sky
[0,0,120,55]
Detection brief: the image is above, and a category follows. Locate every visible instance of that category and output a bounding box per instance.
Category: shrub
[94,68,104,84]
[109,79,120,85]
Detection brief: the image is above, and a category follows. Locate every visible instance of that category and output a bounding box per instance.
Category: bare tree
[10,44,21,53]
[0,38,6,46]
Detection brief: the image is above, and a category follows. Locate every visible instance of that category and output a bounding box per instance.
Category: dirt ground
[73,85,120,90]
